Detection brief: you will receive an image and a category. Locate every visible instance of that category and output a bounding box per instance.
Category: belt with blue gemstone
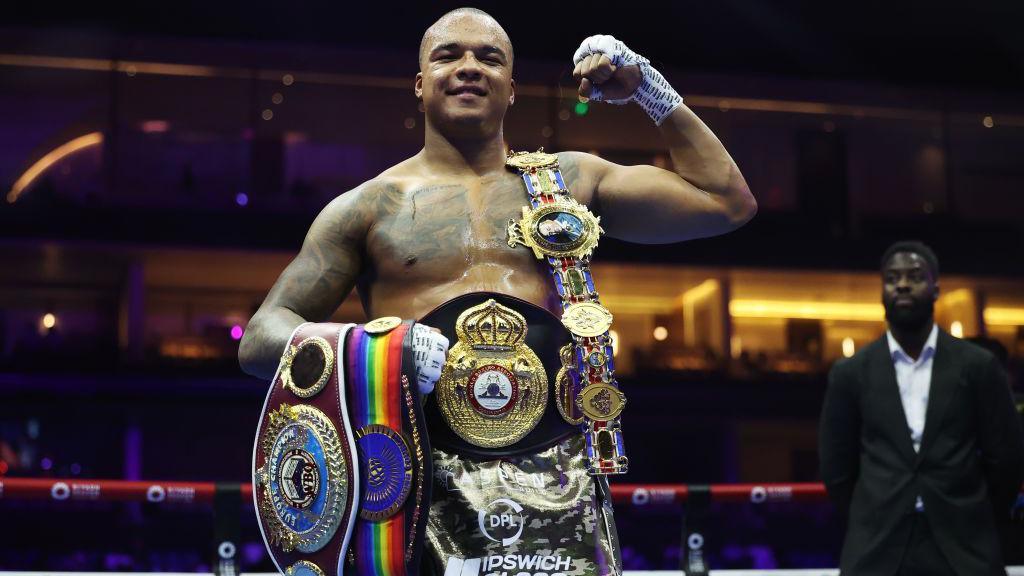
[505,149,628,476]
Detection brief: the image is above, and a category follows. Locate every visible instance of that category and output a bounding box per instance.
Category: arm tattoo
[555,153,594,212]
[239,186,372,378]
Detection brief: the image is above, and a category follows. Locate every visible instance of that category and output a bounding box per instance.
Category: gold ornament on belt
[505,150,559,171]
[285,561,326,576]
[507,200,603,261]
[364,316,402,334]
[577,383,626,421]
[554,343,584,425]
[435,299,548,448]
[561,302,614,338]
[279,336,334,399]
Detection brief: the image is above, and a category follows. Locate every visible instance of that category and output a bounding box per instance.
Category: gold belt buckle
[435,299,548,448]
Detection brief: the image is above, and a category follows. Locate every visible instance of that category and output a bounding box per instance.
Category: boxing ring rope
[0,478,829,505]
[1,478,1021,576]
[0,477,253,503]
[608,483,829,505]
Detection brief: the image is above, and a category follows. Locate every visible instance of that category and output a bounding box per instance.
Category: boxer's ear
[415,73,423,99]
[509,78,516,106]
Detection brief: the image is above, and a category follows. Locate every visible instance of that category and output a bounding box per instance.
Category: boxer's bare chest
[369,172,529,265]
[359,169,549,315]
[355,154,588,317]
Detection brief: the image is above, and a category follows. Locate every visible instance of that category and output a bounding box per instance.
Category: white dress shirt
[886,323,939,511]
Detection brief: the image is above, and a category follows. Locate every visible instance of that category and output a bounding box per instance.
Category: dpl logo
[477,498,525,546]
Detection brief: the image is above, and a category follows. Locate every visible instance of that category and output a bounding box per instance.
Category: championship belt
[253,319,432,576]
[344,319,431,576]
[434,298,549,449]
[421,292,578,460]
[253,323,359,576]
[505,149,628,476]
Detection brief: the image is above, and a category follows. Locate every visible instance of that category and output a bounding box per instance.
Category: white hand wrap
[573,34,683,126]
[411,324,449,395]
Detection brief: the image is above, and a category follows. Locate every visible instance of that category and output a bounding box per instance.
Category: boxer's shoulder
[555,150,599,206]
[555,149,591,175]
[320,171,416,225]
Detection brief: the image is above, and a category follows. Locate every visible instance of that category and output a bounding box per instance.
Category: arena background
[1,0,1022,572]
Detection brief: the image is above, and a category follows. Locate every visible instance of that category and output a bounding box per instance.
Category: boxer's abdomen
[368,264,560,323]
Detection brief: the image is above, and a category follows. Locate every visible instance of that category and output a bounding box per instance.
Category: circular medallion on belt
[364,316,402,335]
[256,404,349,553]
[281,336,334,399]
[467,365,519,417]
[285,560,326,576]
[506,150,558,171]
[562,302,613,338]
[508,201,602,260]
[577,382,627,421]
[354,424,413,521]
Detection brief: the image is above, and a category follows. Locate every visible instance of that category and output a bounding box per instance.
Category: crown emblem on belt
[456,299,526,349]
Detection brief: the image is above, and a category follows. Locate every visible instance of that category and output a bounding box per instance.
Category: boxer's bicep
[597,163,732,243]
[563,152,727,244]
[556,151,603,207]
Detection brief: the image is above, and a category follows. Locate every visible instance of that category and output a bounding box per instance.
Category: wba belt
[423,292,577,459]
[253,319,432,576]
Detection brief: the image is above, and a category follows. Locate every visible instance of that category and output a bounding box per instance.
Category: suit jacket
[819,329,1024,576]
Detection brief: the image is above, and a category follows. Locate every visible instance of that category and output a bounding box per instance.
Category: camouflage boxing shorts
[422,434,621,576]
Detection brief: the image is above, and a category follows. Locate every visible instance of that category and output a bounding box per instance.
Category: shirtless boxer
[241,8,756,576]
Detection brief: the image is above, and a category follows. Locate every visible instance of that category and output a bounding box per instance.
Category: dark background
[1,0,1022,572]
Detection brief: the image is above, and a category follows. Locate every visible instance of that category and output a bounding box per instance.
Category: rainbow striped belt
[346,321,430,576]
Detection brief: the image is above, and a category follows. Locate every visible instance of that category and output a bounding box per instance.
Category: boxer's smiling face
[416,13,515,137]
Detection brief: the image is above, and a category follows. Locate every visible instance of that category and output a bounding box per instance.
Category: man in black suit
[819,240,1024,575]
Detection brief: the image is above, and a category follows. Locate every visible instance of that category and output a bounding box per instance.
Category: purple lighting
[40,457,53,471]
[243,542,265,563]
[231,325,244,340]
[235,192,249,207]
[124,425,142,481]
